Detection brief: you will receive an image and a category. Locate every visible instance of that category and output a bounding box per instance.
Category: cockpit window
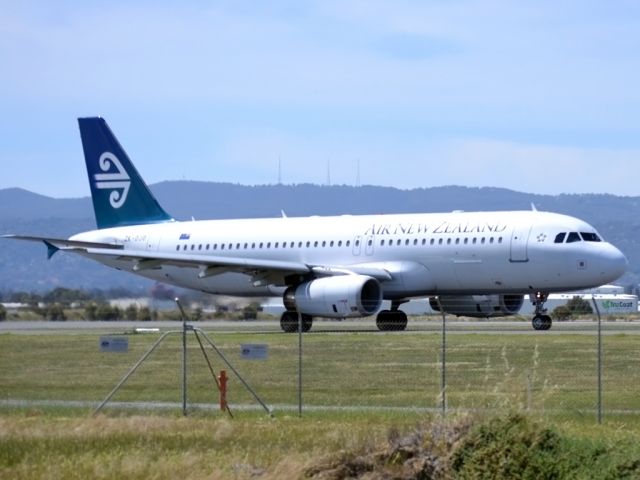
[554,232,566,244]
[566,232,581,243]
[580,232,601,242]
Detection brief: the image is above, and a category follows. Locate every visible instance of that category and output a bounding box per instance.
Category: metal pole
[94,330,178,415]
[592,296,602,424]
[436,296,446,416]
[298,310,303,417]
[182,312,188,416]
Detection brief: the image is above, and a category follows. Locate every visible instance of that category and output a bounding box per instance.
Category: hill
[0,182,637,292]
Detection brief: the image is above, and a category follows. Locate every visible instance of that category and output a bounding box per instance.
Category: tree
[552,296,593,320]
[84,302,98,321]
[125,304,139,321]
[138,306,152,321]
[565,296,593,315]
[0,304,6,321]
[242,302,263,320]
[47,303,66,321]
[95,304,122,321]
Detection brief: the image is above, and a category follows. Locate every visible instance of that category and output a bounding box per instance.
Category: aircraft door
[510,225,531,262]
[352,235,362,256]
[365,235,375,256]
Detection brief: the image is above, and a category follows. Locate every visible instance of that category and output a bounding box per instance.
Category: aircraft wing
[3,234,311,277]
[3,234,396,284]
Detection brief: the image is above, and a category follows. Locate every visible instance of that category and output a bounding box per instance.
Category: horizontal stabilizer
[2,235,123,259]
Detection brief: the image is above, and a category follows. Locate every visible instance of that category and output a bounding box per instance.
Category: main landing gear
[280,311,312,333]
[531,292,552,331]
[376,300,408,331]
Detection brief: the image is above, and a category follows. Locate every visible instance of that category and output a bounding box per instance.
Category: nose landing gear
[531,292,552,331]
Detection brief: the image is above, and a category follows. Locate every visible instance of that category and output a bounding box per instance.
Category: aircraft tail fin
[78,117,174,229]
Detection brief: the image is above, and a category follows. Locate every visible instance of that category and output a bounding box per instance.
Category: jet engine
[283,275,382,318]
[429,294,524,318]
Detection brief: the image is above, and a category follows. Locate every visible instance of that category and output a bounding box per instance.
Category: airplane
[3,118,628,332]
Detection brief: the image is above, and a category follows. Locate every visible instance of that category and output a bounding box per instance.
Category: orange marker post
[218,370,228,411]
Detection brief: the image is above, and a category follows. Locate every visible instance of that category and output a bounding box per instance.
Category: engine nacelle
[284,275,382,318]
[429,294,524,318]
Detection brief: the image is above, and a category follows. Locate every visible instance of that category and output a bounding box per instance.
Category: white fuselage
[71,210,628,300]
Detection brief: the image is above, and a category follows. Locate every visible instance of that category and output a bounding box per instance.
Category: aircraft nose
[600,244,628,281]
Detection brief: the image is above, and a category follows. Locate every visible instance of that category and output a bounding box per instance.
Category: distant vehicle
[4,118,628,332]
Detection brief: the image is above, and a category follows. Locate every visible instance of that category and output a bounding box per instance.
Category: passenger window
[198,244,202,250]
[314,241,319,247]
[438,239,443,245]
[447,238,451,245]
[176,245,180,251]
[346,240,351,247]
[330,241,334,247]
[455,238,460,245]
[380,239,385,246]
[464,238,468,244]
[430,239,435,245]
[498,237,503,244]
[322,241,327,247]
[405,239,410,246]
[275,242,279,248]
[413,239,418,246]
[338,241,342,247]
[566,232,581,243]
[554,233,566,243]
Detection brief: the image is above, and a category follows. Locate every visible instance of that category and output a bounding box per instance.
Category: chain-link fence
[1,300,638,423]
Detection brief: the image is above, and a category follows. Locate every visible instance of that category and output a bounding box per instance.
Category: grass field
[1,327,640,478]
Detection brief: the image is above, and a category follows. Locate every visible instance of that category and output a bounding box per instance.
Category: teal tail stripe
[78,117,174,229]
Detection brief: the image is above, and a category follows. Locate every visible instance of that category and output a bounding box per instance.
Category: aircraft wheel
[542,314,552,330]
[301,314,313,332]
[391,310,408,331]
[376,310,392,331]
[376,310,407,331]
[532,315,545,331]
[280,311,313,333]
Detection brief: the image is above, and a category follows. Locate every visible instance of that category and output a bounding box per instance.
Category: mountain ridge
[1,182,637,292]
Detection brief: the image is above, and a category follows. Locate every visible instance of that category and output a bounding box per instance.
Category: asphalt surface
[2,318,640,335]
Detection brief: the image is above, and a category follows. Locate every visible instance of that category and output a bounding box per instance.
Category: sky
[1,1,640,198]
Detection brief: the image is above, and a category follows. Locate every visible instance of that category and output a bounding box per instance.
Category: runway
[2,318,640,335]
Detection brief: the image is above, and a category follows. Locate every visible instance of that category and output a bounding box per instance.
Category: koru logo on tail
[94,152,131,209]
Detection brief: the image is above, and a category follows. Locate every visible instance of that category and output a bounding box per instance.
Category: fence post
[436,297,447,416]
[592,295,602,424]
